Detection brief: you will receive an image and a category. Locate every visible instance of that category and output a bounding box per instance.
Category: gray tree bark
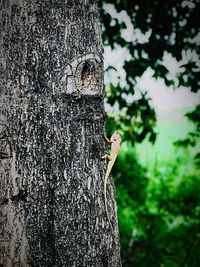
[0,0,121,266]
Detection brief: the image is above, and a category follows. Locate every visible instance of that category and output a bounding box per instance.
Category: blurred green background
[100,0,200,266]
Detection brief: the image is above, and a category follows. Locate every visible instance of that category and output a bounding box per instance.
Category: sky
[137,69,200,114]
[104,45,200,119]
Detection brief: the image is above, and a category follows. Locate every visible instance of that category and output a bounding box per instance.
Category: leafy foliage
[174,104,200,163]
[105,89,157,145]
[113,147,200,267]
[100,0,200,143]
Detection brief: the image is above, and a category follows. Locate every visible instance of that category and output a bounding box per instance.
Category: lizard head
[111,131,122,143]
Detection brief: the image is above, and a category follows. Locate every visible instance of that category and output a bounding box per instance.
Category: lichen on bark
[0,0,122,266]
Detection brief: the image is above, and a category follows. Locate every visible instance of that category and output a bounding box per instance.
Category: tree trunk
[0,0,121,266]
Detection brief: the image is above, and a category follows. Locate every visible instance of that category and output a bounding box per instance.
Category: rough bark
[0,0,121,266]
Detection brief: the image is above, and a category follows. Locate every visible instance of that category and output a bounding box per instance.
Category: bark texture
[0,0,121,266]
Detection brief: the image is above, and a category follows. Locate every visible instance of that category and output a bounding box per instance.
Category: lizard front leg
[104,135,112,143]
[101,153,112,161]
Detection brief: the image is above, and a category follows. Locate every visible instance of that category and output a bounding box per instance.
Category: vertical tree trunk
[0,0,121,266]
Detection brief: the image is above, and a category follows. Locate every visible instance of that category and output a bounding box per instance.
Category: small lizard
[102,131,122,232]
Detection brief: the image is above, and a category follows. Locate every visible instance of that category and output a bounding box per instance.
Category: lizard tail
[104,176,114,233]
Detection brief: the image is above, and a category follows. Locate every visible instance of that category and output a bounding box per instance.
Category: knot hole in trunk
[75,58,103,95]
[81,61,96,90]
